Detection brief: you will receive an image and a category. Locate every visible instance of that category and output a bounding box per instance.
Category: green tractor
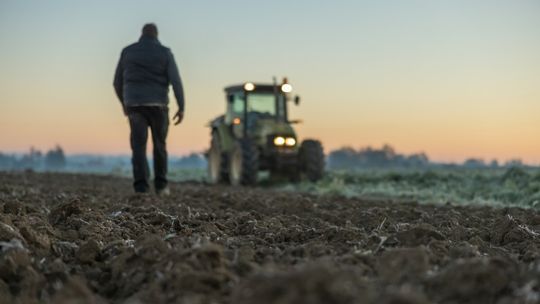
[207,78,325,185]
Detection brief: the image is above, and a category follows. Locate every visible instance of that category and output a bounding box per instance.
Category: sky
[0,0,539,164]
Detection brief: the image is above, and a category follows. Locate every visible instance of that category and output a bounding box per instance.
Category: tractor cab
[224,81,298,139]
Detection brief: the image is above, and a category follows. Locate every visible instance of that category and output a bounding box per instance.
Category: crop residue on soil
[0,172,539,304]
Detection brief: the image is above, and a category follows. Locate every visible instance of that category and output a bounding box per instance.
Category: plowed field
[1,172,539,304]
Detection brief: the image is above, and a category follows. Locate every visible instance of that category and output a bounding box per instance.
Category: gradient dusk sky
[1,0,539,164]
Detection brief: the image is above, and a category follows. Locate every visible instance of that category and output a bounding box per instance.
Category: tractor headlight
[281,83,292,93]
[244,82,255,91]
[285,137,296,146]
[273,136,286,146]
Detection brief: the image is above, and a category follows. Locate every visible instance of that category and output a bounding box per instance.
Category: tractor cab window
[226,93,245,124]
[247,94,276,117]
[246,93,286,121]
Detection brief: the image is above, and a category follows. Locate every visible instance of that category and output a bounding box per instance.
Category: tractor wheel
[299,139,325,182]
[229,139,259,186]
[207,130,229,184]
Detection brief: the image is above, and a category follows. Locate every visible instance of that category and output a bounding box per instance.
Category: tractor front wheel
[208,130,229,184]
[299,139,325,182]
[229,139,259,186]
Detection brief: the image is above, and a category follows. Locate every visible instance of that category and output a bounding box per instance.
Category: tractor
[207,78,325,185]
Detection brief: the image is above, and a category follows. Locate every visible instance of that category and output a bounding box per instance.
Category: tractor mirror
[294,96,301,105]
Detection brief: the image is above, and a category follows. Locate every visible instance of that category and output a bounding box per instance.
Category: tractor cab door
[226,92,245,138]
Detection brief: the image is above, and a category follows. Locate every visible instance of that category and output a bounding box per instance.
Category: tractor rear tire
[229,139,259,186]
[299,139,325,182]
[208,130,229,184]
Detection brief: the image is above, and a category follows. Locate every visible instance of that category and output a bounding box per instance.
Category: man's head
[142,23,158,38]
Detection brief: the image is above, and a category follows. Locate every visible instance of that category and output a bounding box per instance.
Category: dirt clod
[76,240,101,264]
[3,201,25,215]
[376,247,430,283]
[49,200,84,225]
[20,226,51,252]
[0,222,23,242]
[429,257,519,303]
[51,276,100,304]
[395,224,444,246]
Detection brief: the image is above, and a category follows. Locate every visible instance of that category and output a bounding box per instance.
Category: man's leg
[149,107,169,191]
[128,108,150,193]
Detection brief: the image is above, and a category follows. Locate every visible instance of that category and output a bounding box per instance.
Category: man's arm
[166,50,185,114]
[113,51,125,110]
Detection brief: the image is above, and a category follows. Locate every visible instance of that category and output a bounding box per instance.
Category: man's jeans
[127,106,169,193]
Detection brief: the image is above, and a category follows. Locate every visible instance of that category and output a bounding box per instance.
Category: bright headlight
[244,82,255,91]
[281,83,292,93]
[273,136,286,146]
[285,137,296,146]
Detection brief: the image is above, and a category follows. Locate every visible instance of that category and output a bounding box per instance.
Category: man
[114,23,185,195]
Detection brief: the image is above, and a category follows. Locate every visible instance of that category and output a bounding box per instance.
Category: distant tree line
[328,145,430,169]
[461,158,524,169]
[327,145,528,170]
[0,147,207,173]
[171,153,206,169]
[0,146,66,170]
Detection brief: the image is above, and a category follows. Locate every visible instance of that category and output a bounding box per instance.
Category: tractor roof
[224,84,278,94]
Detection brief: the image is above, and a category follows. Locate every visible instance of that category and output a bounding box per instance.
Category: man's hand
[173,111,184,125]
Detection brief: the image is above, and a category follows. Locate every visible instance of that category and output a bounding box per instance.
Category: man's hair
[142,23,158,38]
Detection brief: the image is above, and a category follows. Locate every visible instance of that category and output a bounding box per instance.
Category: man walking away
[114,23,185,195]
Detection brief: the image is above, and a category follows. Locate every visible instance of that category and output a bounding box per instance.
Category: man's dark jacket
[114,35,184,111]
